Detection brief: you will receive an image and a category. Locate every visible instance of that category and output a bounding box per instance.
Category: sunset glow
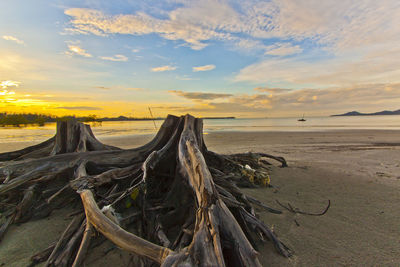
[1,1,399,117]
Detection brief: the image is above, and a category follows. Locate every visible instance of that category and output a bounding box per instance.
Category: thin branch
[275,199,331,216]
[71,220,94,267]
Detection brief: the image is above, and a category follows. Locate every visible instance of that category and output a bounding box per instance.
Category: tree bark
[0,114,291,266]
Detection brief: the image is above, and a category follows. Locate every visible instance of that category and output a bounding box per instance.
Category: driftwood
[0,114,291,266]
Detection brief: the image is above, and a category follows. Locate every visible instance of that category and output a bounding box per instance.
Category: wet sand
[1,130,399,266]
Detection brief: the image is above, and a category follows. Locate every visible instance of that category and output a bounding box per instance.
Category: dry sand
[1,130,399,266]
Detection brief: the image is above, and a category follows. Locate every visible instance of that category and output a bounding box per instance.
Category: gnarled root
[0,114,291,266]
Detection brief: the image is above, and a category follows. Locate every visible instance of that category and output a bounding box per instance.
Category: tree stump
[0,114,291,266]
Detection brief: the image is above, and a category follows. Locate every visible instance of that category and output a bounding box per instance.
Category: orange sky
[1,1,400,118]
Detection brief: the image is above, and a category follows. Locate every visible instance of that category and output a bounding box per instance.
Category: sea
[1,115,400,144]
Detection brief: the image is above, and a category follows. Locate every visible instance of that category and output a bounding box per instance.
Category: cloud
[165,83,400,116]
[238,0,400,51]
[2,35,24,45]
[64,8,223,50]
[265,43,302,56]
[231,0,400,86]
[131,49,140,53]
[236,46,400,86]
[169,90,232,100]
[94,86,110,90]
[176,75,197,81]
[167,97,273,115]
[63,1,400,89]
[250,83,400,115]
[235,39,265,51]
[66,45,92,57]
[94,86,144,91]
[255,87,293,94]
[55,106,102,110]
[63,4,304,51]
[0,80,21,89]
[99,54,128,62]
[63,1,399,53]
[151,65,177,72]
[192,64,216,72]
[0,90,16,96]
[152,105,189,111]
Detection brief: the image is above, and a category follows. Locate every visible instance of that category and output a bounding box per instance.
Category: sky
[0,0,400,118]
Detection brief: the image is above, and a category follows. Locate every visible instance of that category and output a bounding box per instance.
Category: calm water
[1,115,400,144]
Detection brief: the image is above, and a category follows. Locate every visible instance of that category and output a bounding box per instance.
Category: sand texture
[0,130,399,266]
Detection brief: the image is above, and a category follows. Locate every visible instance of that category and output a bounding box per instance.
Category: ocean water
[1,115,400,144]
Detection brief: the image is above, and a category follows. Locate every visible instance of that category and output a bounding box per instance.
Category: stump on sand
[0,114,291,267]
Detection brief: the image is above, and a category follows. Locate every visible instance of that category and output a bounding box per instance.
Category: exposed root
[0,114,293,266]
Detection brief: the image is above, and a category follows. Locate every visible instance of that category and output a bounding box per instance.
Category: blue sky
[1,0,400,117]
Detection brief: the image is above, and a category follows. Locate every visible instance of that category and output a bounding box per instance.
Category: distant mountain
[332,109,400,116]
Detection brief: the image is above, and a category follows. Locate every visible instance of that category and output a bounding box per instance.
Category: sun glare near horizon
[1,0,400,118]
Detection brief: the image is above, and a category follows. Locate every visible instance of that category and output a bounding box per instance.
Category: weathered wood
[171,115,261,266]
[71,220,93,267]
[29,243,56,266]
[46,214,85,266]
[51,120,119,155]
[0,137,55,161]
[0,114,293,266]
[0,213,15,241]
[79,189,174,264]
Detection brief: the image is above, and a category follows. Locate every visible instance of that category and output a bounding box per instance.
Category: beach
[1,130,400,266]
[3,0,400,265]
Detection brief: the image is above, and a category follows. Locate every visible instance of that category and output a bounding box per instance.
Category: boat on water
[298,114,306,121]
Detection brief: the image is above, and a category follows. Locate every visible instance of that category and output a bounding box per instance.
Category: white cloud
[192,64,215,72]
[265,43,302,56]
[100,54,128,62]
[176,75,196,81]
[63,1,400,53]
[63,1,400,88]
[151,65,177,72]
[0,80,21,89]
[0,90,16,96]
[64,8,224,50]
[236,46,400,86]
[66,45,92,57]
[63,1,399,57]
[234,0,400,86]
[2,35,24,45]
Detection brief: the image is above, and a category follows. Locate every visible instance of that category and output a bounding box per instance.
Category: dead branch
[275,199,331,216]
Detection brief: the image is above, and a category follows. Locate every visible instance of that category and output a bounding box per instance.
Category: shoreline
[1,128,400,153]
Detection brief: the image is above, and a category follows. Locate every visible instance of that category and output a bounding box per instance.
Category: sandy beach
[1,130,400,266]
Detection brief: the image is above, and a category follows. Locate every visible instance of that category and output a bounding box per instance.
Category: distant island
[332,109,400,116]
[0,113,235,127]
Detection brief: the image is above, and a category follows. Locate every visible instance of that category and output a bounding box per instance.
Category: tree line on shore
[0,113,235,127]
[0,113,166,127]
